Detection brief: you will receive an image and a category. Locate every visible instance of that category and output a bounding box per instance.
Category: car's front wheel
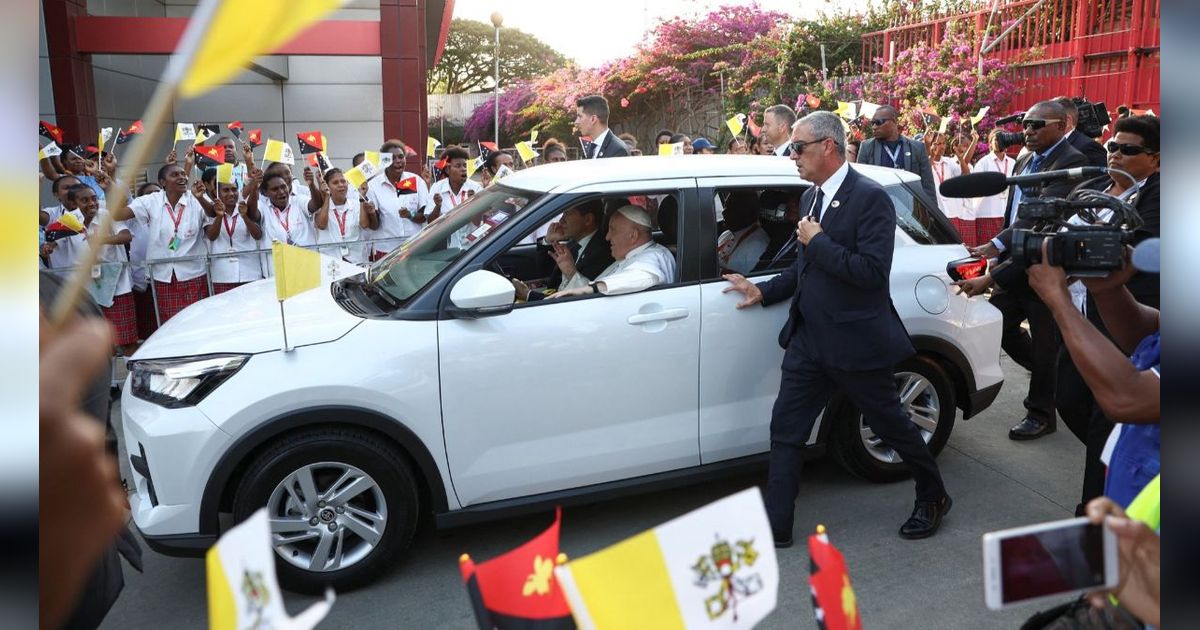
[829,355,956,482]
[232,428,419,593]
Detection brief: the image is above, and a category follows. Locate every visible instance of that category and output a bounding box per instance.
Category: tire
[829,355,956,483]
[232,428,420,594]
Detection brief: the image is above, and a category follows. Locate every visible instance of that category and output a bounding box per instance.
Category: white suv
[121,156,1004,592]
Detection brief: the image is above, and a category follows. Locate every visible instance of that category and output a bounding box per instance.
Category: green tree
[428,19,568,94]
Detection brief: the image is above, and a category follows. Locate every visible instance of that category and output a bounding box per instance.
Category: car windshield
[367,184,541,302]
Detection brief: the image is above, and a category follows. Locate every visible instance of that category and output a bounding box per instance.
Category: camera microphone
[939,167,1111,198]
[994,112,1026,126]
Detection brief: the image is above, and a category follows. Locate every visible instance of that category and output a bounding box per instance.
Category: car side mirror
[448,269,515,318]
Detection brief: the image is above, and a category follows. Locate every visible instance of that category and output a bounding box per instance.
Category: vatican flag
[174,123,197,144]
[207,509,334,630]
[271,241,362,301]
[834,101,858,121]
[555,488,778,629]
[725,114,745,137]
[263,139,295,165]
[343,159,382,190]
[363,150,393,169]
[658,142,684,156]
[515,141,538,163]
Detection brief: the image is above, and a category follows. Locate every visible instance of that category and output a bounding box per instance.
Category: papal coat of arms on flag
[692,536,764,621]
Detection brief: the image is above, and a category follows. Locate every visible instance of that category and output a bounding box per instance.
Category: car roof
[495,155,920,193]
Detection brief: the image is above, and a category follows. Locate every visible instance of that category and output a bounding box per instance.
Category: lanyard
[222,213,239,246]
[332,207,350,238]
[446,185,463,207]
[933,161,946,184]
[273,205,291,235]
[884,143,902,167]
[165,200,186,236]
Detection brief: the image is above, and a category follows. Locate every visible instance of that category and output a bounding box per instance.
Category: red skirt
[102,292,138,346]
[153,274,209,324]
[950,218,978,248]
[132,288,158,340]
[212,282,245,295]
[975,217,1005,245]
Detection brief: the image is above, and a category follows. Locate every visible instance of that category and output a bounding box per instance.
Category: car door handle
[627,307,690,325]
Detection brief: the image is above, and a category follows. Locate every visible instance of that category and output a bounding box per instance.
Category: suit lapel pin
[831,200,841,208]
[905,151,912,156]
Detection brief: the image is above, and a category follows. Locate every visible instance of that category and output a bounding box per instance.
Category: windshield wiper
[360,279,400,308]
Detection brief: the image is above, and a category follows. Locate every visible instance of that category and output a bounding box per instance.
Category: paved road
[102,355,1087,629]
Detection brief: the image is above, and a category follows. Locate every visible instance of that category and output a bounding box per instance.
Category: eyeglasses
[1105,141,1156,156]
[870,118,895,126]
[789,137,830,154]
[1021,118,1062,130]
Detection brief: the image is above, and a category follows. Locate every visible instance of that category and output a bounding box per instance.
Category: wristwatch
[589,282,599,294]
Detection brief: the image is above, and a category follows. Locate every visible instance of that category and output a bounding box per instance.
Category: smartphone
[982,516,1119,610]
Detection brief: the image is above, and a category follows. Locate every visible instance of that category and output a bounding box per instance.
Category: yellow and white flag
[970,106,990,128]
[272,241,363,301]
[215,163,235,185]
[180,0,345,98]
[194,126,215,146]
[555,488,778,629]
[206,509,334,630]
[343,159,382,190]
[98,127,113,151]
[363,150,393,170]
[427,137,441,158]
[39,141,62,161]
[658,142,684,156]
[467,155,483,178]
[859,102,881,121]
[263,139,295,165]
[834,101,858,121]
[515,141,538,163]
[725,114,746,137]
[938,117,950,134]
[174,122,197,144]
[530,129,539,143]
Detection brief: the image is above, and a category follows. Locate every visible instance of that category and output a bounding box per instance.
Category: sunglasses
[790,137,829,154]
[1021,118,1062,130]
[1105,141,1156,156]
[870,118,895,126]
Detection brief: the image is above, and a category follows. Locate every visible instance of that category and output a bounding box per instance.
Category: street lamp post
[491,11,503,149]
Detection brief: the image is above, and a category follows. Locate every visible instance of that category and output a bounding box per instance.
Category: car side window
[889,184,958,245]
[703,186,807,280]
[493,192,683,305]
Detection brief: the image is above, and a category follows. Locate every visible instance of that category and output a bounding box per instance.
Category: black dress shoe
[1009,417,1056,441]
[773,532,794,549]
[899,495,952,539]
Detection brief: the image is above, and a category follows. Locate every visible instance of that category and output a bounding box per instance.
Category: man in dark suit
[513,199,614,301]
[762,104,797,157]
[1052,115,1159,514]
[957,100,1089,440]
[574,95,629,159]
[1055,97,1108,168]
[723,111,950,546]
[857,105,939,204]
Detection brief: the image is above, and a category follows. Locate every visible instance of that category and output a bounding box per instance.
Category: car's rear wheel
[830,355,956,482]
[232,428,419,593]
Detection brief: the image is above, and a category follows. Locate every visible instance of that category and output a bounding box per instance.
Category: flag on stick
[206,509,335,629]
[306,152,333,173]
[116,120,144,145]
[427,137,441,158]
[343,160,381,190]
[459,508,574,629]
[45,213,85,242]
[725,114,746,137]
[98,128,114,152]
[859,102,881,121]
[363,150,393,169]
[195,145,226,169]
[40,120,65,144]
[263,139,294,165]
[296,131,325,155]
[515,141,538,164]
[197,123,222,138]
[808,525,862,630]
[174,122,197,144]
[555,488,778,629]
[834,102,857,120]
[970,106,990,128]
[658,142,684,156]
[467,156,483,178]
[247,128,264,148]
[227,120,244,139]
[39,141,63,161]
[216,163,235,185]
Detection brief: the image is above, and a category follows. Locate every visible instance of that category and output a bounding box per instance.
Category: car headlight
[128,354,249,408]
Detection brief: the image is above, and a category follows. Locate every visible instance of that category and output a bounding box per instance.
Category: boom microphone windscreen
[939,171,1008,198]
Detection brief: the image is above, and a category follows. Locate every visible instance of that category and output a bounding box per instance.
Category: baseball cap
[1131,237,1159,273]
[692,137,717,152]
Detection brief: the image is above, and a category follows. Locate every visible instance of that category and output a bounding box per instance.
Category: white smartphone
[982,516,1119,610]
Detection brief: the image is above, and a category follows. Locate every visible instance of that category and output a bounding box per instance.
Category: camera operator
[1054,115,1160,514]
[1027,238,1159,509]
[957,100,1088,441]
[1055,97,1108,168]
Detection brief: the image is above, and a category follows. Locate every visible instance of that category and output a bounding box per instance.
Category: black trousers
[1055,346,1115,513]
[764,337,946,536]
[989,289,1061,425]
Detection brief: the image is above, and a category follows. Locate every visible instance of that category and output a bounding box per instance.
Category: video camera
[991,98,1112,147]
[1009,189,1143,276]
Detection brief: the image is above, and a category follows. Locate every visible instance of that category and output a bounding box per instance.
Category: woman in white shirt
[202,167,264,294]
[971,130,1016,247]
[314,168,379,264]
[928,132,971,244]
[427,147,483,248]
[65,184,138,355]
[248,170,316,247]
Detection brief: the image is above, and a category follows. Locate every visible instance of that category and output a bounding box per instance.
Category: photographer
[1027,238,1159,509]
[958,100,1089,441]
[1054,115,1160,514]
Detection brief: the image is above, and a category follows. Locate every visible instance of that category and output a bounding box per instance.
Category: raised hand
[213,198,227,217]
[432,192,443,209]
[303,166,315,187]
[548,242,577,278]
[191,180,207,199]
[236,200,249,217]
[165,149,177,165]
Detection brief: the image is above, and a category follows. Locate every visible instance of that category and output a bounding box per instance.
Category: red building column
[380,0,429,170]
[42,0,98,146]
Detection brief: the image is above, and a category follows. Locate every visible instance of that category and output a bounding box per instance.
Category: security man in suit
[574,95,629,159]
[957,100,1089,440]
[1053,114,1160,514]
[513,199,616,301]
[1055,97,1108,168]
[762,104,798,157]
[857,105,939,204]
[723,111,951,547]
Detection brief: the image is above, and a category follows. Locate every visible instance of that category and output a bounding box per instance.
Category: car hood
[134,278,365,359]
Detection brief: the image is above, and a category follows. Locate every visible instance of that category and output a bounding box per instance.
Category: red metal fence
[861,0,1160,115]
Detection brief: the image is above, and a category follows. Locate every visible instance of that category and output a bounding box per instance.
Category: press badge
[91,265,102,279]
[340,246,350,258]
[167,235,180,250]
